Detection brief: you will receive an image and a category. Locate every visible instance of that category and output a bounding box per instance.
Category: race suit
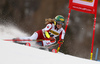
[19,23,65,46]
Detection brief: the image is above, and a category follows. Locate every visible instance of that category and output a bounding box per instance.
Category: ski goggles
[56,21,64,25]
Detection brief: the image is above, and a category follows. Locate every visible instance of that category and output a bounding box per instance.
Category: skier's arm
[58,30,65,44]
[59,29,65,39]
[43,24,52,38]
[43,24,55,42]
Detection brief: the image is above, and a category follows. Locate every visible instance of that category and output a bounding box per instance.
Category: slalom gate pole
[90,0,98,60]
[57,8,71,53]
[90,15,97,60]
[65,8,71,32]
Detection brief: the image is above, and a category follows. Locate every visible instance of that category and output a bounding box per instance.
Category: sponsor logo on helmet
[60,19,64,21]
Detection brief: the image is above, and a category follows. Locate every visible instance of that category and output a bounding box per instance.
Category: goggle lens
[57,21,64,25]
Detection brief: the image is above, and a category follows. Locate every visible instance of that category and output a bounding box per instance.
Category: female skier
[13,15,65,47]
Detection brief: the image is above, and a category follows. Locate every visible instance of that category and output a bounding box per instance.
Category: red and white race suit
[19,23,65,46]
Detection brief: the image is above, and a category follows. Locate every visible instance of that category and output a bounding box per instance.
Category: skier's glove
[49,37,55,43]
[13,38,19,43]
[58,39,64,45]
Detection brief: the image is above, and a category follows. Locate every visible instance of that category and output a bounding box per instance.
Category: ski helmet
[54,15,65,25]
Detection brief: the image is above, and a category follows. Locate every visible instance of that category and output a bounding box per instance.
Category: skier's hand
[49,37,55,43]
[58,39,64,45]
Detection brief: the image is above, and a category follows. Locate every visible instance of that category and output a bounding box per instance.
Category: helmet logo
[60,19,64,21]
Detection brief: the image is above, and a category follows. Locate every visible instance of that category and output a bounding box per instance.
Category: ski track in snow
[0,24,100,64]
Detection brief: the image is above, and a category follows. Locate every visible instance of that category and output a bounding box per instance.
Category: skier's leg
[18,32,38,40]
[30,32,38,40]
[35,30,45,46]
[12,31,38,43]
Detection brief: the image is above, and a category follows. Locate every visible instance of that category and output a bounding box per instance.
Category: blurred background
[0,0,100,60]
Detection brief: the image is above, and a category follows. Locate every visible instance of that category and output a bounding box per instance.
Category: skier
[13,15,65,47]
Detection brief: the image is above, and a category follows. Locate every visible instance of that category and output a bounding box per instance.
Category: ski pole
[57,44,61,52]
[3,39,48,42]
[48,43,58,49]
[4,39,58,48]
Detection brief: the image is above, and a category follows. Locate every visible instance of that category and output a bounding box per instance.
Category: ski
[4,39,58,53]
[16,42,58,53]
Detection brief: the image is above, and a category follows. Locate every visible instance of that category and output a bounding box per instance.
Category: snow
[0,25,100,64]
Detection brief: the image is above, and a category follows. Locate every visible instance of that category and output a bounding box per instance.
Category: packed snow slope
[0,25,100,64]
